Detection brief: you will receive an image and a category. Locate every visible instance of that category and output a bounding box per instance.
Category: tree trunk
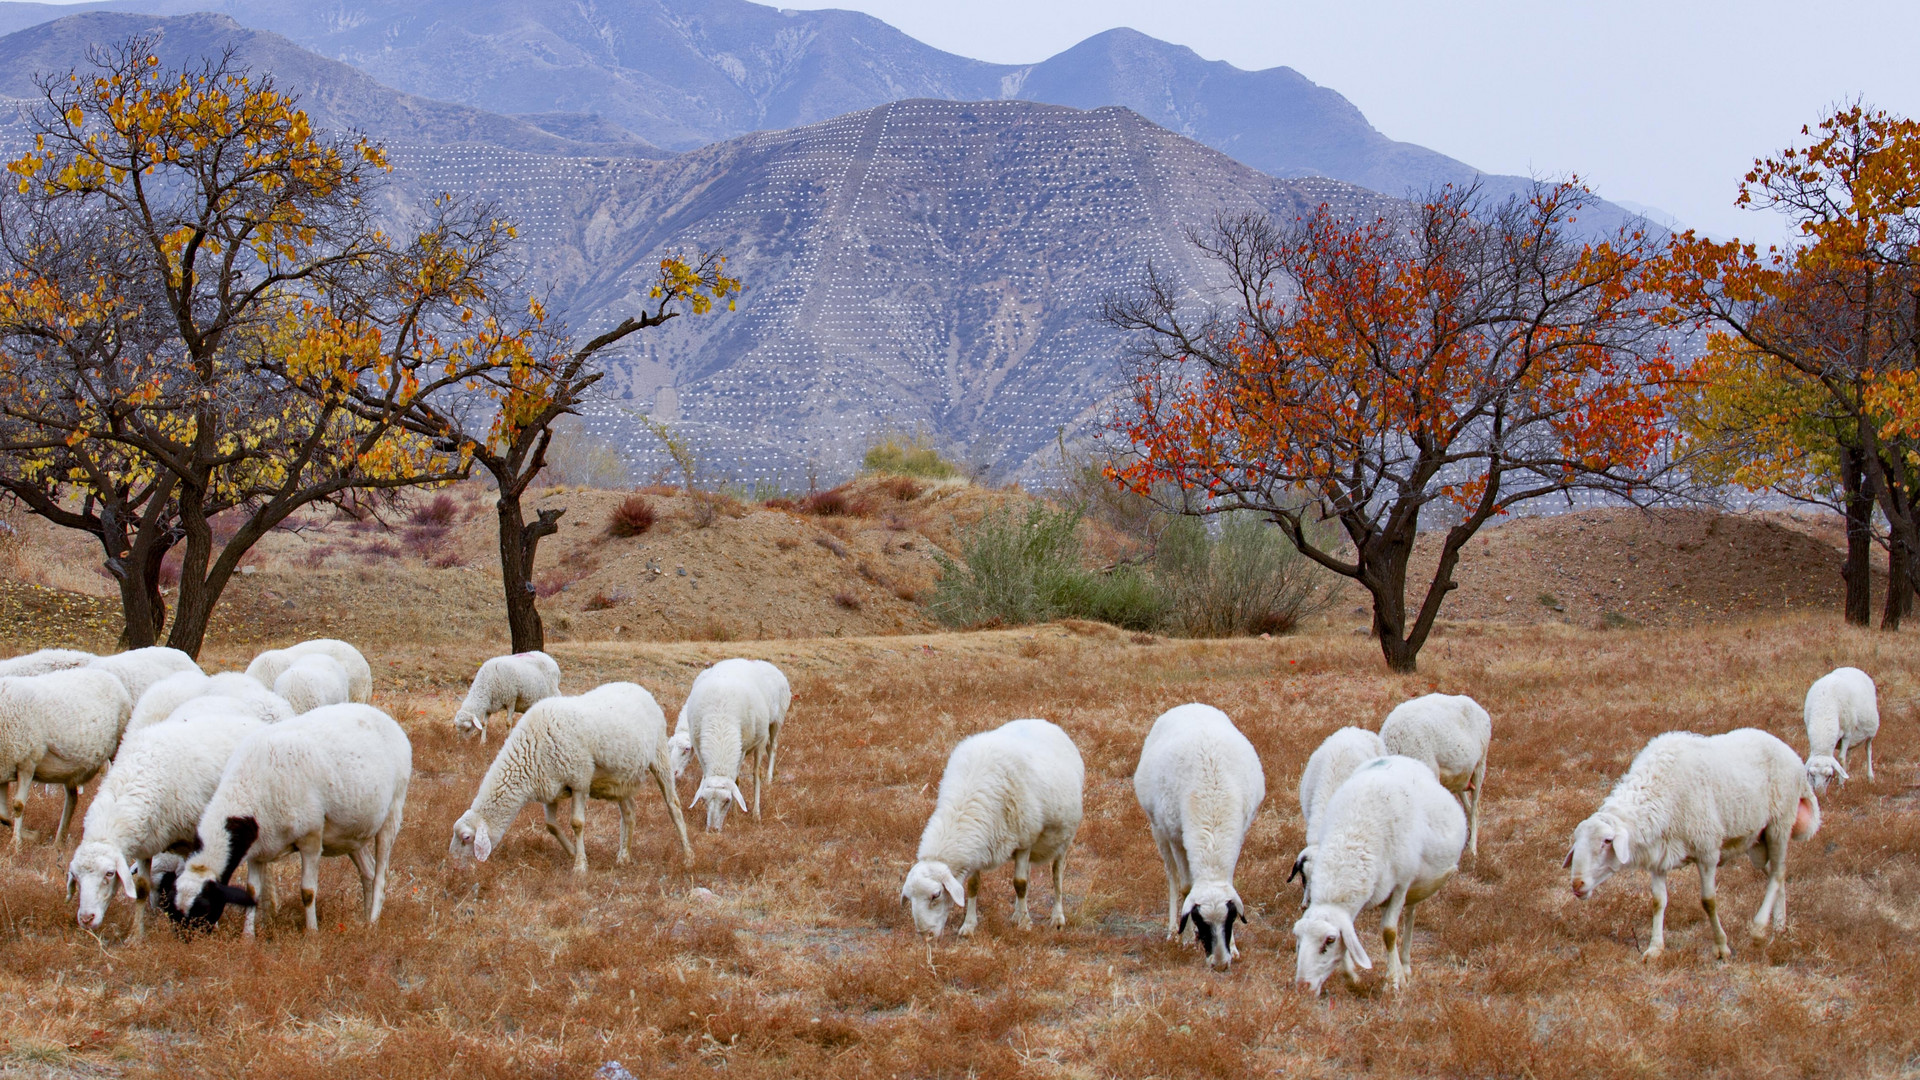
[1885,533,1914,630]
[1841,445,1873,626]
[497,487,564,652]
[1362,527,1422,674]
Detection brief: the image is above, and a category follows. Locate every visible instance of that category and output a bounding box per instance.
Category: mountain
[0,0,1639,230]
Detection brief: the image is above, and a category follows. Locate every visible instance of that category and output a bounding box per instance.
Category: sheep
[1132,703,1264,969]
[900,718,1084,939]
[668,658,790,781]
[1379,693,1492,857]
[1565,728,1818,960]
[86,647,201,711]
[680,664,788,831]
[168,703,411,935]
[273,654,352,715]
[1291,755,1466,994]
[1290,726,1389,904]
[0,648,95,677]
[127,671,292,733]
[67,711,265,938]
[452,651,561,741]
[245,638,373,703]
[1804,666,1878,788]
[448,682,693,872]
[0,668,133,849]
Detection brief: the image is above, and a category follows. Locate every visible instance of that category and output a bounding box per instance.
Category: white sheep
[67,711,265,938]
[1290,726,1389,903]
[1804,666,1878,788]
[680,664,786,831]
[128,671,292,733]
[449,682,693,872]
[1565,728,1818,960]
[245,638,373,703]
[0,668,133,849]
[1133,703,1265,968]
[901,718,1084,938]
[169,703,411,935]
[0,648,96,677]
[86,647,202,711]
[273,654,352,715]
[1380,693,1492,857]
[669,658,791,781]
[1292,755,1466,994]
[452,651,561,741]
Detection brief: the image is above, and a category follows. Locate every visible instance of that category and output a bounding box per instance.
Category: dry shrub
[583,588,623,611]
[689,615,737,642]
[832,591,862,610]
[856,560,891,588]
[401,524,449,560]
[774,536,801,552]
[875,475,924,502]
[633,483,681,497]
[356,538,402,560]
[686,491,746,529]
[409,494,459,528]
[607,495,656,537]
[799,487,850,516]
[301,544,334,570]
[429,549,466,570]
[533,565,586,598]
[814,534,848,558]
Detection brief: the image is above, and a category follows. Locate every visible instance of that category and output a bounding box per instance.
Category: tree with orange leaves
[1662,103,1920,629]
[1108,183,1680,672]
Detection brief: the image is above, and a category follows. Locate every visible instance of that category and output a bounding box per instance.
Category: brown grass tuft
[607,494,657,538]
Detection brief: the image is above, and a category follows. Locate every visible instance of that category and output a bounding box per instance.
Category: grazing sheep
[86,647,202,711]
[0,648,95,677]
[1804,667,1878,788]
[680,665,785,831]
[452,651,561,741]
[67,712,265,938]
[169,704,411,935]
[1565,728,1818,960]
[273,654,352,715]
[1133,704,1265,969]
[245,639,372,703]
[669,658,791,781]
[449,683,693,872]
[1292,755,1466,994]
[1290,727,1389,904]
[0,669,133,849]
[901,718,1084,939]
[1380,693,1492,857]
[128,671,293,733]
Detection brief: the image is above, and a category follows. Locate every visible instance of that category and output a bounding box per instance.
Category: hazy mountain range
[0,3,1642,482]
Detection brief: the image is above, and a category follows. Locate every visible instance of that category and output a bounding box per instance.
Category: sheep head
[1179,884,1247,970]
[1565,813,1631,899]
[169,817,259,931]
[1805,754,1849,794]
[1292,905,1369,995]
[449,812,493,862]
[900,860,968,938]
[690,777,747,832]
[68,841,137,930]
[666,732,694,781]
[451,708,486,740]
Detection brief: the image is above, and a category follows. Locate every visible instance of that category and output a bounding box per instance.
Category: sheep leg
[1865,737,1874,782]
[1467,756,1487,859]
[1399,900,1417,973]
[1753,826,1791,939]
[956,871,981,937]
[615,797,634,866]
[650,763,695,868]
[1011,849,1032,929]
[1050,849,1068,930]
[752,742,764,822]
[1698,858,1730,960]
[9,757,38,850]
[543,800,577,859]
[765,721,781,784]
[1379,884,1410,989]
[299,836,324,933]
[570,789,589,874]
[54,784,79,846]
[1643,870,1669,959]
[1152,832,1185,938]
[350,845,377,918]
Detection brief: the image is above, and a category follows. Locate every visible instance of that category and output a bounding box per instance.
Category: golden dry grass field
[0,614,1914,1078]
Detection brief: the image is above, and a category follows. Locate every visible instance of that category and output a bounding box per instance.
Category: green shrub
[863,434,961,480]
[931,504,1166,630]
[1153,512,1338,637]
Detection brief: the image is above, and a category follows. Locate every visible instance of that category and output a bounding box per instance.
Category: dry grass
[0,616,1918,1077]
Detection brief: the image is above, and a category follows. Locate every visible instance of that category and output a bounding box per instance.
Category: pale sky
[779,0,1920,244]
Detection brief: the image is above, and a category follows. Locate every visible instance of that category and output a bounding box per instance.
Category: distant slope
[0,0,1641,231]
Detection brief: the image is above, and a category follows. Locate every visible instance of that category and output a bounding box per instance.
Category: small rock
[1259,633,1271,640]
[691,887,717,904]
[677,566,687,576]
[240,565,257,576]
[596,1063,639,1080]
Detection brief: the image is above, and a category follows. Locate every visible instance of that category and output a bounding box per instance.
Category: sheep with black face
[1133,704,1264,969]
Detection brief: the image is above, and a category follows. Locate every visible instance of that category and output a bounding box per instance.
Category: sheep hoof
[1051,912,1065,929]
[1640,945,1664,961]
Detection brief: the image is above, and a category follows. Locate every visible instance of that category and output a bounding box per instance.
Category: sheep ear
[472,822,492,863]
[729,781,748,812]
[1340,919,1372,970]
[942,871,967,909]
[1287,852,1307,885]
[215,883,257,908]
[116,851,139,899]
[1606,829,1629,864]
[65,872,77,901]
[1562,847,1574,869]
[1178,907,1193,935]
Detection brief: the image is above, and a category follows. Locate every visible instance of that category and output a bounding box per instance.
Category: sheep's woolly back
[455,652,561,728]
[684,673,772,786]
[1299,727,1388,845]
[78,712,265,868]
[129,671,214,732]
[275,655,352,715]
[0,668,133,786]
[1803,667,1878,758]
[0,648,95,677]
[1133,704,1265,888]
[1592,729,1814,875]
[1380,694,1491,792]
[162,680,294,727]
[85,648,201,711]
[1307,755,1466,914]
[464,682,669,840]
[246,639,373,703]
[918,718,1084,876]
[672,659,791,776]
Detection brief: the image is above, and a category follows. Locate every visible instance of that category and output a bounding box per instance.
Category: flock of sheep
[0,637,1886,996]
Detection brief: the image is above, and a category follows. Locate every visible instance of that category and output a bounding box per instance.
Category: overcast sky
[779,0,1920,243]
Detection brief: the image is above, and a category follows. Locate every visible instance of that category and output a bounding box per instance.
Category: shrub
[875,475,923,501]
[608,495,656,537]
[410,494,459,528]
[862,434,961,479]
[799,487,850,516]
[930,504,1166,631]
[1153,512,1338,637]
[833,590,863,610]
